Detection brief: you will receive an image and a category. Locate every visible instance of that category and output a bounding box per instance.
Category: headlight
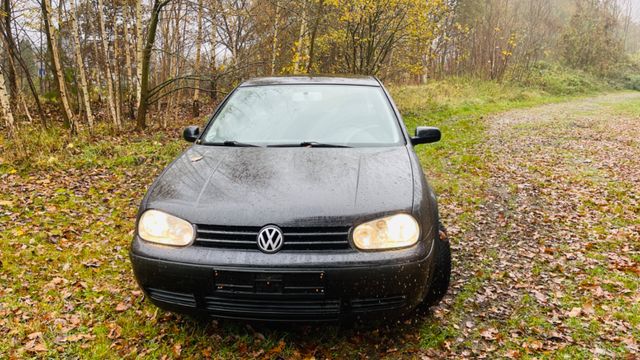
[137,210,195,246]
[352,214,420,250]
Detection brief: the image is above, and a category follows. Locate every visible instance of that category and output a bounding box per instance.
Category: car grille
[351,295,407,313]
[147,288,197,308]
[194,224,352,251]
[144,270,409,320]
[202,296,341,320]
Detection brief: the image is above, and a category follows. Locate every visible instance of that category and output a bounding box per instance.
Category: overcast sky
[626,0,640,20]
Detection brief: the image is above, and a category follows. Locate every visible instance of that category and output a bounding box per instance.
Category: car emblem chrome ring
[257,225,284,253]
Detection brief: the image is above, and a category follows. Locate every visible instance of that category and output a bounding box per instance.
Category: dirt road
[435,92,640,358]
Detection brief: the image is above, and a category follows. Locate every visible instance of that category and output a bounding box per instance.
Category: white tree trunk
[0,70,16,136]
[97,0,120,128]
[270,0,280,75]
[87,18,102,93]
[135,0,143,113]
[124,8,134,118]
[192,0,203,110]
[69,0,94,130]
[113,20,122,125]
[293,0,307,74]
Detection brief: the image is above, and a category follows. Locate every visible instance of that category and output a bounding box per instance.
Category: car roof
[239,75,380,87]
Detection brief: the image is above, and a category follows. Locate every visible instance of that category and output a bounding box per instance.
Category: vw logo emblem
[257,225,284,253]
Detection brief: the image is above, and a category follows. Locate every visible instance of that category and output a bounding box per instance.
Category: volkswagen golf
[130,76,451,322]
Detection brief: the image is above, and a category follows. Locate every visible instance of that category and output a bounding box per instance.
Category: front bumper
[130,237,434,322]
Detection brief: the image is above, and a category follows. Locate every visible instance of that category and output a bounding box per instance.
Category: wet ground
[1,93,639,358]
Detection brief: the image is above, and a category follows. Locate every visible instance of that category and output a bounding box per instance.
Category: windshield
[201,85,404,147]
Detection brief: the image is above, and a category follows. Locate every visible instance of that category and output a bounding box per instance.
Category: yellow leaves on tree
[316,0,450,75]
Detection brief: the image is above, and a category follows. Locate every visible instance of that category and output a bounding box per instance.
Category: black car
[130,76,451,322]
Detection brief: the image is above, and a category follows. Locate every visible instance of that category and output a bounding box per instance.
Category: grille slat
[198,229,257,236]
[198,239,255,245]
[285,232,349,236]
[283,241,347,245]
[203,296,341,318]
[351,296,407,312]
[147,288,197,308]
[195,224,352,251]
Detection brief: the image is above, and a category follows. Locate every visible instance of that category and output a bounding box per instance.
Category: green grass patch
[2,78,634,358]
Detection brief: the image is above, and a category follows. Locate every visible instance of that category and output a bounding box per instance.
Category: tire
[422,221,451,307]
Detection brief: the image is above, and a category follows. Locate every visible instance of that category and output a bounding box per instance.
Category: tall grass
[1,70,624,172]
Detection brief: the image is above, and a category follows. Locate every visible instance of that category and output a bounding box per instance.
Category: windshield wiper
[203,140,261,147]
[268,141,352,148]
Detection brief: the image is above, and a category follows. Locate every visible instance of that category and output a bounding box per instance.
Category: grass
[1,76,636,358]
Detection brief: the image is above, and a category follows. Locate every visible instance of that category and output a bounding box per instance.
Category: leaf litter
[1,93,639,358]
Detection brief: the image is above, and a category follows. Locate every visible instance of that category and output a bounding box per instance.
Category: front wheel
[422,222,451,307]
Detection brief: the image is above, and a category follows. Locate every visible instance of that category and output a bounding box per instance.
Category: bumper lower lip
[130,252,433,322]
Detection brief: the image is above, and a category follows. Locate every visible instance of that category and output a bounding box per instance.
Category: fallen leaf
[115,302,129,312]
[568,307,581,317]
[173,343,182,356]
[481,328,498,341]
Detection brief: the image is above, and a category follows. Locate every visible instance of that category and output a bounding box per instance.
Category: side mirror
[411,126,441,146]
[183,126,200,142]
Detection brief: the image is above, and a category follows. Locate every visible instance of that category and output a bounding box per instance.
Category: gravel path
[435,91,640,358]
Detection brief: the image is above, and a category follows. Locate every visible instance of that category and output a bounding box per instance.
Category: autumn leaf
[480,328,498,341]
[266,340,286,357]
[173,343,182,357]
[567,307,582,317]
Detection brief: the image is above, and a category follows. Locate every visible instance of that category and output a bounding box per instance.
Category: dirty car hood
[144,145,414,227]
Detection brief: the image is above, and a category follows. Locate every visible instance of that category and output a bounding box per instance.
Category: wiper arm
[268,141,352,148]
[203,140,261,147]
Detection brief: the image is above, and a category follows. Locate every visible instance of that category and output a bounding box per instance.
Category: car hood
[144,145,414,227]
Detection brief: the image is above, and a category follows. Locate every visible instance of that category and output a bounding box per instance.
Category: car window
[201,85,404,147]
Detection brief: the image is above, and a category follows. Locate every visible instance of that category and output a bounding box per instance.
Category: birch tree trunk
[69,0,94,130]
[97,0,121,129]
[113,20,122,125]
[293,0,307,74]
[0,70,16,137]
[87,18,102,101]
[192,0,203,116]
[124,8,135,119]
[270,0,280,75]
[42,0,76,133]
[0,31,47,127]
[135,0,143,113]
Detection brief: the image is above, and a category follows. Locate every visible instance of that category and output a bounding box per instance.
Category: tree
[42,0,76,133]
[270,0,281,75]
[193,0,203,116]
[327,0,447,75]
[136,0,173,130]
[69,0,95,130]
[1,0,16,108]
[135,0,144,113]
[292,0,307,73]
[97,0,121,128]
[0,68,16,137]
[123,6,135,119]
[561,0,624,74]
[1,0,47,127]
[216,0,254,68]
[306,0,325,73]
